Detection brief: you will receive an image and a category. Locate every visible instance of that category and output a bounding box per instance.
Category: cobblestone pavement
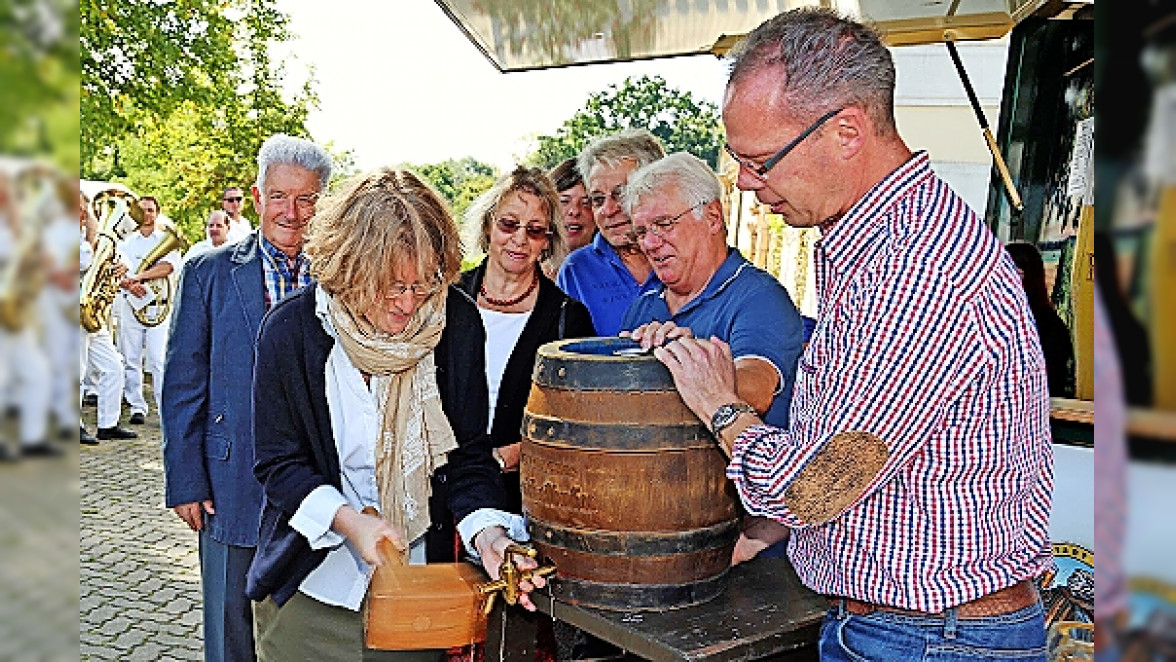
[0,424,78,661]
[80,402,204,661]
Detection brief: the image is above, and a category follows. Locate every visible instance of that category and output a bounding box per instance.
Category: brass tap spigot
[476,544,557,615]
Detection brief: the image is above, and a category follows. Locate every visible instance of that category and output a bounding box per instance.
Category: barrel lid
[533,337,676,391]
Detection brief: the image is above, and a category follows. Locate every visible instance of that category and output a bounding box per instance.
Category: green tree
[404,157,499,226]
[0,0,80,170]
[528,75,723,169]
[81,0,335,241]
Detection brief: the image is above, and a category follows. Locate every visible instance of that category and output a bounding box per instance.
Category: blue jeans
[819,601,1047,661]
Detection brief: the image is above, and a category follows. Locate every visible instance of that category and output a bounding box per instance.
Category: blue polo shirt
[557,232,660,336]
[620,249,803,428]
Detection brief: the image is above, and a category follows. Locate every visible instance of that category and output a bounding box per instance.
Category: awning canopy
[435,0,1074,72]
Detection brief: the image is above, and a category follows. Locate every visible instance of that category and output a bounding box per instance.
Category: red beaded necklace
[479,270,538,307]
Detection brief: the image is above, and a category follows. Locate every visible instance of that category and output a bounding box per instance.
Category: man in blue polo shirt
[620,152,804,562]
[621,152,803,427]
[557,129,665,335]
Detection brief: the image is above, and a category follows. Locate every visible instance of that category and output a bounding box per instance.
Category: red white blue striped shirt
[728,152,1054,612]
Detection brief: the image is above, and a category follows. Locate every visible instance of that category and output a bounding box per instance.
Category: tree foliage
[0,0,80,170]
[528,75,723,170]
[80,0,341,241]
[404,157,499,227]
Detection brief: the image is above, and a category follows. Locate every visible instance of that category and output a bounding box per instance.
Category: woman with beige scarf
[246,168,542,661]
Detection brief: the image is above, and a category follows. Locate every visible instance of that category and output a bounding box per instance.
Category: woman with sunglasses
[459,166,595,513]
[248,168,542,661]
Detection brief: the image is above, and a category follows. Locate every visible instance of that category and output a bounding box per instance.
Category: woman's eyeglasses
[223,196,244,203]
[384,279,443,300]
[495,218,552,240]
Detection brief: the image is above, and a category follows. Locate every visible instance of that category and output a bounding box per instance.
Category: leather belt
[830,581,1039,619]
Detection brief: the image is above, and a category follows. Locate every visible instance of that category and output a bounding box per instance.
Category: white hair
[254,134,333,191]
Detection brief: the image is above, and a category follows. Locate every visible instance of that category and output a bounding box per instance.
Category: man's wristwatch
[491,447,507,472]
[710,402,756,437]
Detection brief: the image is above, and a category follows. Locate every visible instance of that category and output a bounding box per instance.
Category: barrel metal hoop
[523,412,712,451]
[529,519,739,556]
[549,571,731,612]
[533,338,677,391]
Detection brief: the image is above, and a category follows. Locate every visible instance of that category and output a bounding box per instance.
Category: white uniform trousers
[0,326,50,446]
[40,289,79,429]
[82,328,125,429]
[115,296,167,417]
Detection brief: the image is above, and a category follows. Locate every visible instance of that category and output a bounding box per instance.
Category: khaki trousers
[254,592,443,662]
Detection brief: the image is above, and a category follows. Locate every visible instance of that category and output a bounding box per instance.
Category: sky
[271,0,729,172]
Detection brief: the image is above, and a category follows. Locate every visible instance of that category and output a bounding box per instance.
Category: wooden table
[487,557,825,662]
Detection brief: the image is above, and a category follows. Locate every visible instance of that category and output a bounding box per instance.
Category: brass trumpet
[129,224,189,327]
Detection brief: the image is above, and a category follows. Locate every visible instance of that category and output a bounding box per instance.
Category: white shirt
[225,217,253,244]
[288,287,527,610]
[477,307,531,432]
[80,231,94,273]
[117,228,181,277]
[182,238,227,265]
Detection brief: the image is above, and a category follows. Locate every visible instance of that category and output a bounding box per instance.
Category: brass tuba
[0,164,54,332]
[0,219,44,332]
[130,224,189,327]
[79,190,142,333]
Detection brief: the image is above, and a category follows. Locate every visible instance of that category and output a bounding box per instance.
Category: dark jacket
[245,284,506,606]
[458,261,595,512]
[162,234,269,546]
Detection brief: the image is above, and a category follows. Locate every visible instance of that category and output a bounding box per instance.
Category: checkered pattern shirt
[728,152,1054,612]
[258,233,311,310]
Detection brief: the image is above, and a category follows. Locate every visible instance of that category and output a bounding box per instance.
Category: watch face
[711,403,753,435]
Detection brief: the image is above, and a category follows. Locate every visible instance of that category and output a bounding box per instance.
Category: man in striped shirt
[656,9,1054,660]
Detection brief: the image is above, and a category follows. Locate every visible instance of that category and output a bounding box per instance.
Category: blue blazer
[162,234,271,547]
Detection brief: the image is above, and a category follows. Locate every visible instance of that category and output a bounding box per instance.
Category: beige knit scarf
[327,292,457,548]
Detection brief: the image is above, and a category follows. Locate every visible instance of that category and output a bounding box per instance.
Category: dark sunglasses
[495,218,552,240]
[223,196,244,203]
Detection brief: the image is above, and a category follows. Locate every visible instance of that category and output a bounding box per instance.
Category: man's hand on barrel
[621,320,694,351]
[474,526,546,611]
[653,335,739,423]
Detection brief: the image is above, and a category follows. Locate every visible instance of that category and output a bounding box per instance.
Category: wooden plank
[526,557,824,662]
[1050,398,1093,425]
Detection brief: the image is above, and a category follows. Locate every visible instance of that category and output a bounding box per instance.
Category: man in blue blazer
[162,134,332,662]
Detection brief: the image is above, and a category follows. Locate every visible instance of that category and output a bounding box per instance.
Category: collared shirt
[258,232,311,310]
[620,249,803,428]
[728,152,1054,612]
[288,288,527,611]
[557,232,659,336]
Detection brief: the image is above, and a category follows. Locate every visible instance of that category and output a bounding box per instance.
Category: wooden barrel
[520,337,740,611]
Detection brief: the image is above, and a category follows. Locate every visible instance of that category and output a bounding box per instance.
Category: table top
[531,556,826,662]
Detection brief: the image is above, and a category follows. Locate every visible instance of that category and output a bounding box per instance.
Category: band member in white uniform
[0,169,53,459]
[79,191,135,444]
[115,195,180,425]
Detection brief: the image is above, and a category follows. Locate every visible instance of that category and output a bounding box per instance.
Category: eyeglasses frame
[725,107,845,179]
[629,200,707,243]
[494,217,553,241]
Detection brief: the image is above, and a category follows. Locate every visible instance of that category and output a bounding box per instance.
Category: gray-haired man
[163,134,332,662]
